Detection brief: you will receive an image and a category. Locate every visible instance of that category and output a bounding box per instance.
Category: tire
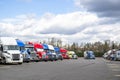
[35,60,39,62]
[1,57,6,64]
[51,60,53,62]
[54,59,57,61]
[18,63,22,65]
[26,61,30,63]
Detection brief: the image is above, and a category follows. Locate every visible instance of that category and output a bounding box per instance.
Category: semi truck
[84,51,95,59]
[16,39,30,63]
[104,49,120,61]
[54,47,63,60]
[48,45,58,61]
[33,43,48,61]
[114,50,120,61]
[43,44,57,61]
[43,44,53,61]
[67,51,78,59]
[0,37,23,64]
[25,44,40,62]
[60,48,69,59]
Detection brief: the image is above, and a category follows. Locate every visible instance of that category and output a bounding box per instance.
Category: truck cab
[60,48,69,59]
[54,47,63,60]
[16,39,30,63]
[43,44,57,61]
[114,50,120,60]
[25,44,40,62]
[48,45,58,61]
[84,51,95,59]
[67,51,78,59]
[0,37,23,64]
[33,43,48,61]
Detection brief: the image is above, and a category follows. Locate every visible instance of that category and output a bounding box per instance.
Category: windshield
[36,48,44,52]
[117,51,120,55]
[50,50,54,53]
[25,47,34,52]
[56,52,61,54]
[3,45,19,50]
[44,50,49,53]
[20,47,25,51]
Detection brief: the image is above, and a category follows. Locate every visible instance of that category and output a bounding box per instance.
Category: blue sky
[0,0,77,19]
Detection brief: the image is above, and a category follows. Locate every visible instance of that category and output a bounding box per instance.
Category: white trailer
[0,37,23,64]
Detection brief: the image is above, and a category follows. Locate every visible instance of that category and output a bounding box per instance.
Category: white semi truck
[48,45,58,61]
[0,37,23,64]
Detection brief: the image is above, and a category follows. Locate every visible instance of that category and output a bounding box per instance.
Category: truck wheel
[18,63,22,65]
[1,57,6,64]
[55,59,57,61]
[26,61,30,63]
[35,60,39,62]
[44,60,48,62]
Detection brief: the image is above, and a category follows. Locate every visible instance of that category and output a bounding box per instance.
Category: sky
[0,0,120,44]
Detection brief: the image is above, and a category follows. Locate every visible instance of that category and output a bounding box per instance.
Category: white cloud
[0,11,120,44]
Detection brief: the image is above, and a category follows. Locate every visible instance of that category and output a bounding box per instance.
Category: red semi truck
[60,48,69,59]
[28,42,48,61]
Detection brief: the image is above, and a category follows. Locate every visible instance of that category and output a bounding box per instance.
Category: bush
[94,52,104,57]
[76,51,84,57]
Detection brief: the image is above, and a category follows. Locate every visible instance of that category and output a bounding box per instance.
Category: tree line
[42,38,120,57]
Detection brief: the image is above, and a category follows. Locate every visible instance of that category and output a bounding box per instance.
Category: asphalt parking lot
[0,58,120,80]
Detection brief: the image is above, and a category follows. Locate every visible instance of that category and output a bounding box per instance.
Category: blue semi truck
[84,51,95,59]
[54,47,63,60]
[43,44,58,61]
[16,39,30,63]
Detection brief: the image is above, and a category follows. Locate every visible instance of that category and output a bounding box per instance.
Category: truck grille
[12,54,20,60]
[42,54,46,58]
[53,55,56,58]
[48,55,52,59]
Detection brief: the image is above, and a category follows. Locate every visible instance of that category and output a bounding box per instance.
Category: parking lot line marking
[0,66,11,69]
[114,75,120,77]
[112,69,120,71]
[109,65,120,68]
[107,64,116,65]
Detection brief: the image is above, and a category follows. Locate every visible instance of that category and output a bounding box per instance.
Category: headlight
[5,53,11,58]
[6,52,10,55]
[20,54,23,58]
[6,55,11,58]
